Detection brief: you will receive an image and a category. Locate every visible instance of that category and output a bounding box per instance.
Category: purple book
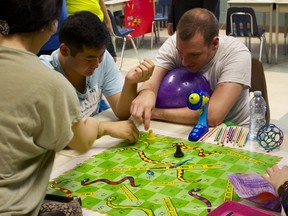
[227,172,281,212]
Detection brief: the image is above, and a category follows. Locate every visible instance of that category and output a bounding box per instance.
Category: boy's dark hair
[0,0,63,34]
[177,8,219,46]
[59,11,109,56]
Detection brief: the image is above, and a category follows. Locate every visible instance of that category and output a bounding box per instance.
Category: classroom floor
[114,29,288,133]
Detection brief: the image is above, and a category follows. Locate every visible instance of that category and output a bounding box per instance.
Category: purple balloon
[156,67,211,108]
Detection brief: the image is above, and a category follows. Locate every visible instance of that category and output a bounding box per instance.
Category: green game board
[47,131,282,216]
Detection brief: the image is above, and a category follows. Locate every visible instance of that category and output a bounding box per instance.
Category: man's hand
[130,89,156,131]
[125,59,154,84]
[99,120,139,143]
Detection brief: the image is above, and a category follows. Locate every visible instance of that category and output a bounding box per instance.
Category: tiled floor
[114,29,288,133]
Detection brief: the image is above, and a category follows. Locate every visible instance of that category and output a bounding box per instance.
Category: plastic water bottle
[248,91,266,141]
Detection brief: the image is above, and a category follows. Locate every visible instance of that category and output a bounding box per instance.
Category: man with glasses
[40,11,154,139]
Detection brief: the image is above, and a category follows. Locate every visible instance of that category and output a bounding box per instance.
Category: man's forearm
[152,107,199,125]
[115,82,138,120]
[69,117,102,154]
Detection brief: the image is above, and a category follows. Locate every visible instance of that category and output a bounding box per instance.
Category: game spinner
[47,130,282,216]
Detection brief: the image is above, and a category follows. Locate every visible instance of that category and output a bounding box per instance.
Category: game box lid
[207,201,276,216]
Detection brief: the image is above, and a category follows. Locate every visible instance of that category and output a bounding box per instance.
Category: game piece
[174,145,184,158]
[147,129,155,140]
[146,170,154,176]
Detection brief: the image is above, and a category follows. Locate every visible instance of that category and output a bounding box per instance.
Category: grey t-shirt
[155,34,251,125]
[0,46,81,215]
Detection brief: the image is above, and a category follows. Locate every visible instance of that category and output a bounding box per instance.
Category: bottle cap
[254,91,262,96]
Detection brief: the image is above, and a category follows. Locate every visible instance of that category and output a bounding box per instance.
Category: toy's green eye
[189,93,200,104]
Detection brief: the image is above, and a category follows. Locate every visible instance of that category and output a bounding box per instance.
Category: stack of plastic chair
[151,0,170,48]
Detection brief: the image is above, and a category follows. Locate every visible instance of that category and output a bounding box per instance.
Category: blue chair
[107,9,140,70]
[226,7,268,63]
[151,0,170,48]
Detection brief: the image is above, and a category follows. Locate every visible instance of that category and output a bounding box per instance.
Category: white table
[104,0,129,13]
[275,0,288,63]
[52,109,288,216]
[227,0,275,63]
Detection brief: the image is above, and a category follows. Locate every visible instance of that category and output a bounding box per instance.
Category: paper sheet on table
[227,172,282,212]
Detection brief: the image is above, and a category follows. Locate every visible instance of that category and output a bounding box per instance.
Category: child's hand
[263,165,288,191]
[100,120,139,143]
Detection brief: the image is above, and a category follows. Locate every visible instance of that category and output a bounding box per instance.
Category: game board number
[86,201,93,205]
[97,205,104,210]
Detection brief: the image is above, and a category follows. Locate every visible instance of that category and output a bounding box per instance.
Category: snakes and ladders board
[47,131,282,216]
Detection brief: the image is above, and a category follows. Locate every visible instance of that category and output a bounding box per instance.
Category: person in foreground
[0,0,138,215]
[40,11,154,128]
[263,165,288,215]
[131,8,251,130]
